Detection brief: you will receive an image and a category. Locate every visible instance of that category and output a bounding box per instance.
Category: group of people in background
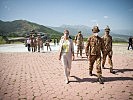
[26,34,52,52]
[54,38,59,45]
[59,26,115,84]
[26,34,43,52]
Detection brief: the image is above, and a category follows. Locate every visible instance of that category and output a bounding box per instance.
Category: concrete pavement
[0,51,133,100]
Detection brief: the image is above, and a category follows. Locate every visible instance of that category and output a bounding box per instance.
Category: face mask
[105,32,109,35]
[64,34,69,37]
[94,33,98,36]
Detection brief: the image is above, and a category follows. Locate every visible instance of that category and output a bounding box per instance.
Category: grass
[0,36,6,44]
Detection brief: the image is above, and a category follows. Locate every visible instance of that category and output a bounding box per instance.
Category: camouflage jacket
[75,34,83,45]
[86,35,104,56]
[102,34,112,52]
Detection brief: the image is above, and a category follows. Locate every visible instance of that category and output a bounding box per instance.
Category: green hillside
[0,20,62,38]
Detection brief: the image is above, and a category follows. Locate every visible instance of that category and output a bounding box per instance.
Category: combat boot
[110,68,115,74]
[89,71,93,76]
[102,65,105,69]
[97,77,104,84]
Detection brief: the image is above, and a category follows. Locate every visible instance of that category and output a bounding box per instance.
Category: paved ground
[0,43,59,52]
[0,44,133,100]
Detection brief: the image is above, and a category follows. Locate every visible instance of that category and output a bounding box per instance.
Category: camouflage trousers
[102,51,113,68]
[88,55,102,77]
[31,44,37,52]
[77,45,83,56]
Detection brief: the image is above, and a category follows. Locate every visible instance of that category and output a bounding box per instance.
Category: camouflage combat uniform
[37,35,42,52]
[85,26,104,84]
[34,38,37,52]
[102,26,115,74]
[30,35,35,52]
[75,31,83,57]
[86,35,104,78]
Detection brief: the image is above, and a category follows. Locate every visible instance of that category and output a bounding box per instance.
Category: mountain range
[0,20,132,42]
[49,25,133,42]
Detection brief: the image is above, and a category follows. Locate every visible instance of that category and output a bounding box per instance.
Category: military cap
[78,31,81,33]
[105,26,110,31]
[92,26,100,33]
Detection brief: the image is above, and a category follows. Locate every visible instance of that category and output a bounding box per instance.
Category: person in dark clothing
[57,38,59,45]
[45,39,52,51]
[26,38,31,52]
[128,36,133,50]
[54,38,56,45]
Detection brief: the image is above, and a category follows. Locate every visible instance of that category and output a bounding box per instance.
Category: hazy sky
[0,0,133,30]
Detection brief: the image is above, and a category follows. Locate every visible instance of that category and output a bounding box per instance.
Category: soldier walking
[75,31,84,58]
[40,39,44,51]
[33,37,37,52]
[45,39,52,51]
[37,34,42,52]
[30,35,35,52]
[85,26,104,84]
[101,26,115,74]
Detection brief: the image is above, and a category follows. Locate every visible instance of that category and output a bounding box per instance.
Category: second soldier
[75,31,84,58]
[101,26,115,74]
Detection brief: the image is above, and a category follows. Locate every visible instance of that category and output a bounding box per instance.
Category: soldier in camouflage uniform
[33,37,37,52]
[85,26,104,84]
[75,31,84,58]
[102,26,115,74]
[30,35,35,52]
[37,34,42,52]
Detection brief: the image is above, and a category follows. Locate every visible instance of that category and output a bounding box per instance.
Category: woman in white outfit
[59,30,74,84]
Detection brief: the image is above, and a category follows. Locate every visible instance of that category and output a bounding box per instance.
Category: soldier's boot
[97,77,104,84]
[102,65,105,69]
[77,54,78,57]
[110,68,115,74]
[89,71,93,76]
[80,54,82,58]
[80,50,82,58]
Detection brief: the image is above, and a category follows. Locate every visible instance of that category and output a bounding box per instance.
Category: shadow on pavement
[69,75,133,83]
[114,68,133,73]
[103,77,133,82]
[70,76,97,83]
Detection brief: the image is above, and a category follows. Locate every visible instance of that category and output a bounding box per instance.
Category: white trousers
[61,53,72,78]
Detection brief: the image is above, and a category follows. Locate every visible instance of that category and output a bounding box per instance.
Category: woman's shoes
[65,79,69,84]
[65,77,69,84]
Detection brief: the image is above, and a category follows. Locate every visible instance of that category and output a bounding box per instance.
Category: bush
[0,36,6,44]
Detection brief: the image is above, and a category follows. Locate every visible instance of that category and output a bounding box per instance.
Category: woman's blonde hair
[64,30,69,34]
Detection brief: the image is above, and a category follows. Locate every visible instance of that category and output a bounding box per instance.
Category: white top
[59,36,74,54]
[27,39,31,44]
